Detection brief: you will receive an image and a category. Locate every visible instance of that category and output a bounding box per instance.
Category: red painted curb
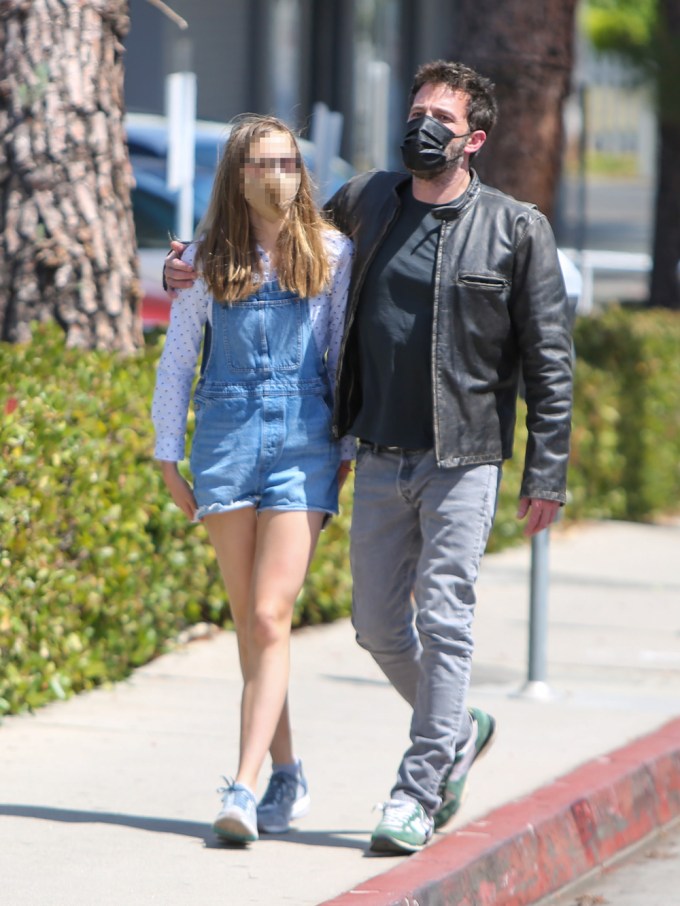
[318,717,680,906]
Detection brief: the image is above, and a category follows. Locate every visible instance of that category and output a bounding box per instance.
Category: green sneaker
[434,707,496,830]
[369,798,434,854]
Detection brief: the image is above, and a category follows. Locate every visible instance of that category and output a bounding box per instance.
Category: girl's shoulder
[322,225,354,263]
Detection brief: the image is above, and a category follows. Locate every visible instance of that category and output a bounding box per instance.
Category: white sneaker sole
[369,830,431,855]
[213,809,258,843]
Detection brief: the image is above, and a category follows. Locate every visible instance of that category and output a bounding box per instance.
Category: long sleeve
[324,234,353,399]
[511,215,573,502]
[309,231,355,461]
[151,243,210,461]
[328,237,356,462]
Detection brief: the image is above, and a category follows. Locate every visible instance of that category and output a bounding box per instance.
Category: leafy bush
[2,308,679,715]
[570,307,680,520]
[0,326,217,714]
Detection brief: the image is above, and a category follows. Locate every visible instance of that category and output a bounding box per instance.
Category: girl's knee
[249,606,290,650]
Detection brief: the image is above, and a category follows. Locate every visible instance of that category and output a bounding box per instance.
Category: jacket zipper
[431,219,449,462]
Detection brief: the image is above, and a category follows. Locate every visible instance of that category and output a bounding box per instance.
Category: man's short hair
[409,60,498,135]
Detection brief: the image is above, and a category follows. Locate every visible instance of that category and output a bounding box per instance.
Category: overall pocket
[223,293,303,373]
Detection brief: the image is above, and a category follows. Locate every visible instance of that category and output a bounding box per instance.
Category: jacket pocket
[458,273,509,291]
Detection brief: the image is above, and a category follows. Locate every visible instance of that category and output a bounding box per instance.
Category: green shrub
[0,326,225,713]
[570,307,680,520]
[295,483,353,626]
[2,307,679,715]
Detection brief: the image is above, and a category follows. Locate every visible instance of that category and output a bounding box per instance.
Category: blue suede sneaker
[213,780,258,843]
[257,762,310,833]
[434,707,496,830]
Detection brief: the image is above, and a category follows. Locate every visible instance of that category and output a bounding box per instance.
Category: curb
[318,717,680,906]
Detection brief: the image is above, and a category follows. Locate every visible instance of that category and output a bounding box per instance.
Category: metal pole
[576,82,588,256]
[311,102,343,205]
[519,527,553,701]
[366,60,390,171]
[166,70,196,241]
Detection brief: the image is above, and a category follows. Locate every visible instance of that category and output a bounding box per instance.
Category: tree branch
[144,0,188,30]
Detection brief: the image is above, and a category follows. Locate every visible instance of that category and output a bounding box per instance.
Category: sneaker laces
[259,771,297,807]
[216,775,235,795]
[216,777,253,811]
[374,799,416,831]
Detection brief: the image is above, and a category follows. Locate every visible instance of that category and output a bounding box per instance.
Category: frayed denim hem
[194,501,337,523]
[193,500,255,522]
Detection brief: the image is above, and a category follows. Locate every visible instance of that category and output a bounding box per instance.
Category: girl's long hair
[195,114,334,303]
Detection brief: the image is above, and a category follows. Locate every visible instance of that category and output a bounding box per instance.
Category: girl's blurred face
[242,131,302,222]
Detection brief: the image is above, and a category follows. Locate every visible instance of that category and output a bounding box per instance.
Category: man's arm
[516,244,580,537]
[511,213,574,517]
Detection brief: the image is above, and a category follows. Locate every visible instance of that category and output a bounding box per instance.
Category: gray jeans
[350,446,500,815]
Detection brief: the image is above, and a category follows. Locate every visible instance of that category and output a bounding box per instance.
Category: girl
[152,115,353,844]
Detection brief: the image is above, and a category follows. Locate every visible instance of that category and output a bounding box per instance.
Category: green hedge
[569,307,680,520]
[1,328,219,713]
[1,308,679,715]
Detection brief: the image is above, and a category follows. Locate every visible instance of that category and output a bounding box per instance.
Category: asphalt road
[557,173,655,307]
[557,174,654,255]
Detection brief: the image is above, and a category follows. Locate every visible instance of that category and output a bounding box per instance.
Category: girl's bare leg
[206,509,295,765]
[239,510,323,790]
[204,508,323,790]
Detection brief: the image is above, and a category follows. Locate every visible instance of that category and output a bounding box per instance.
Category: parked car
[127,114,355,326]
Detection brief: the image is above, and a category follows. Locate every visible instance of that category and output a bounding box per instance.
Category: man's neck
[411,164,472,205]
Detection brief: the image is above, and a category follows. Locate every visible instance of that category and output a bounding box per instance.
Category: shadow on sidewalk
[0,804,210,840]
[0,804,369,851]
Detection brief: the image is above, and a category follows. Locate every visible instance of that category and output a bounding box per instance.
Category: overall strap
[199,315,213,376]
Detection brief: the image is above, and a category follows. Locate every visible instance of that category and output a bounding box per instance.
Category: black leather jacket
[326,169,573,502]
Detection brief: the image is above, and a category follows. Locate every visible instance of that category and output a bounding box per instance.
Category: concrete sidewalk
[2,518,679,905]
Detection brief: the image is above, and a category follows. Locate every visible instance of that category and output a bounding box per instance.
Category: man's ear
[465,130,487,155]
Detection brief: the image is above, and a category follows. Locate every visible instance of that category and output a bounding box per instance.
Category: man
[163,60,573,856]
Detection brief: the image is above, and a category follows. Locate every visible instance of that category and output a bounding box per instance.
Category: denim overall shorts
[189,280,340,520]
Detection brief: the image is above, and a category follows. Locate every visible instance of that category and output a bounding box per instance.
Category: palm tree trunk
[649,0,680,309]
[0,0,142,351]
[450,0,579,223]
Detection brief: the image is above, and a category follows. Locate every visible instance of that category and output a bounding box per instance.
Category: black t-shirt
[350,184,440,449]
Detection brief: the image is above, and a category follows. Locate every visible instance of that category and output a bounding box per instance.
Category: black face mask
[400,115,460,174]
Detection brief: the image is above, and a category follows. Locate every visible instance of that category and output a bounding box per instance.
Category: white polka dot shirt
[152,230,355,463]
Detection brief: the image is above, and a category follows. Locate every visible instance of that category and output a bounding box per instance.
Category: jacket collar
[383,169,481,220]
[429,169,481,221]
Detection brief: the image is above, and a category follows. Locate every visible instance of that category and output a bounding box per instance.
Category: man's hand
[160,460,197,520]
[337,460,353,492]
[517,497,560,537]
[165,240,196,297]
